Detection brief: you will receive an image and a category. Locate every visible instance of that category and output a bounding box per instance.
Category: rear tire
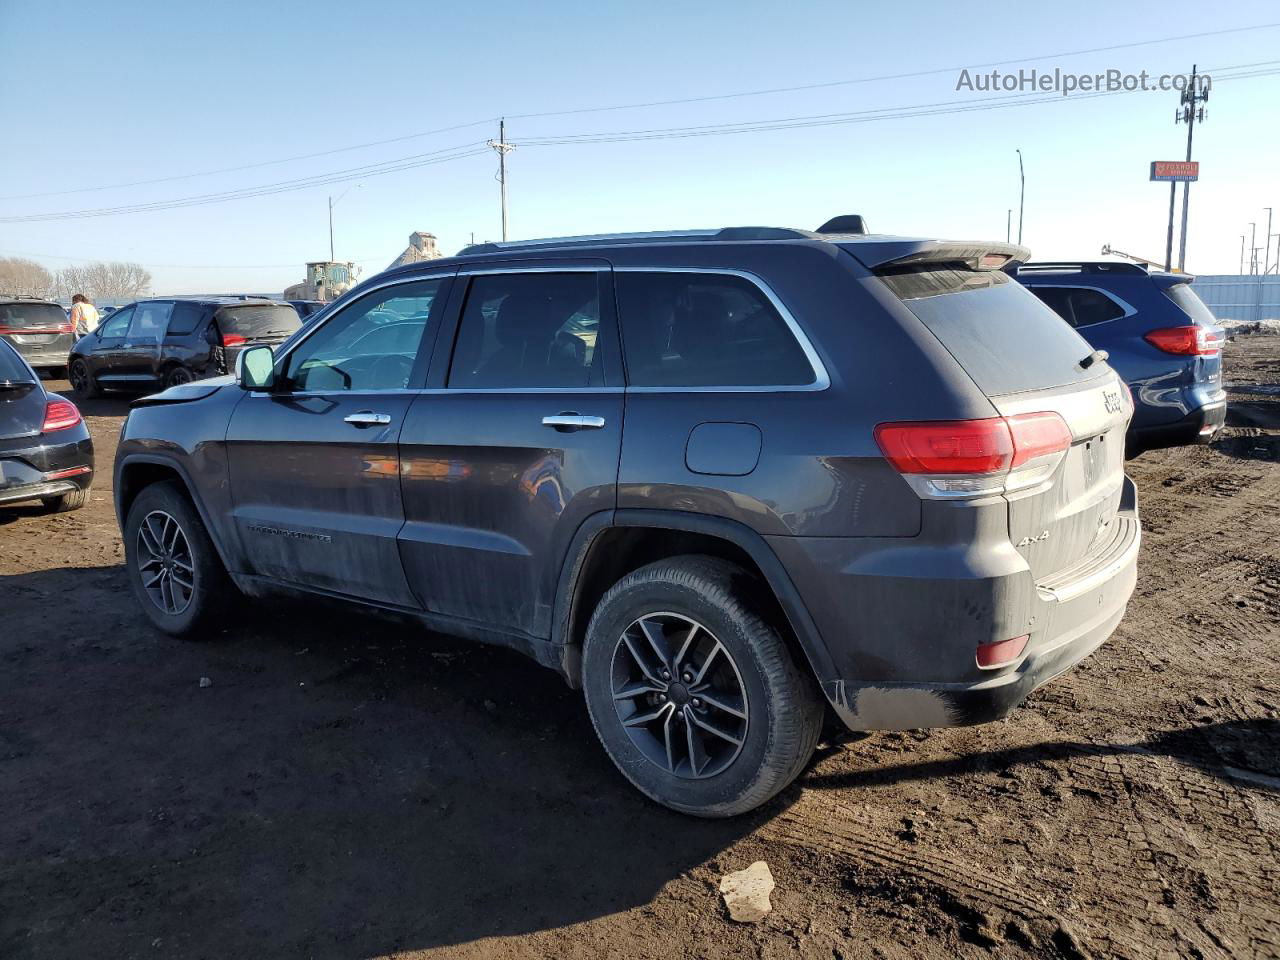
[124,481,233,638]
[581,555,824,817]
[41,485,89,513]
[69,358,99,399]
[164,365,194,388]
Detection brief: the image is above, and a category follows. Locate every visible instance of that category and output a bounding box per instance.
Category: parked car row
[3,220,1230,817]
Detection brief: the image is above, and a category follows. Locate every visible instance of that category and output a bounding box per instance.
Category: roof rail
[457,226,814,256]
[1009,261,1148,276]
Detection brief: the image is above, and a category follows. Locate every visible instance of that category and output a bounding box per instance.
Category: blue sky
[1,0,1278,293]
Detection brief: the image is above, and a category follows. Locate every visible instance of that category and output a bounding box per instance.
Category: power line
[4,60,1278,225]
[4,21,1277,203]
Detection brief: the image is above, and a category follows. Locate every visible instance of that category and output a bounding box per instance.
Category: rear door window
[447,272,604,389]
[1028,286,1126,328]
[615,271,814,387]
[879,264,1096,395]
[126,302,173,343]
[165,302,207,337]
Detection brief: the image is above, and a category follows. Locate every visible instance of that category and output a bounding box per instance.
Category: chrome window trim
[613,266,830,393]
[1022,283,1137,325]
[456,266,607,277]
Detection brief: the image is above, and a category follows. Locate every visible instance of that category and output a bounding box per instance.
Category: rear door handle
[344,411,392,426]
[541,414,606,431]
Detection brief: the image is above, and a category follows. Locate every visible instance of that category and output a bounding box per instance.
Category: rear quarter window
[880,265,1097,395]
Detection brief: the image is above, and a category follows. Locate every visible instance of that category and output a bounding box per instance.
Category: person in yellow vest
[70,294,99,337]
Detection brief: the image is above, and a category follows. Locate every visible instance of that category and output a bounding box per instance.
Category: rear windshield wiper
[0,379,38,390]
[1079,349,1109,370]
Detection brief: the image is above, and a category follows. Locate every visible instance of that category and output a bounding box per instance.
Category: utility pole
[1249,222,1257,274]
[1006,209,1011,243]
[1175,65,1209,271]
[328,196,335,263]
[1240,236,1246,275]
[1163,178,1176,271]
[1016,149,1025,244]
[1264,208,1274,275]
[487,118,516,242]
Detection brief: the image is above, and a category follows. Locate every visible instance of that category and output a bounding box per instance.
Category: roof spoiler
[1149,271,1195,288]
[847,240,1031,272]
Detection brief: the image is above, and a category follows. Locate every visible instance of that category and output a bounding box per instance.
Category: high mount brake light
[221,333,248,347]
[42,398,82,433]
[1144,326,1224,356]
[874,413,1072,499]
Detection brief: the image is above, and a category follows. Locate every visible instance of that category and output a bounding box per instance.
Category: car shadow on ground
[1214,393,1280,463]
[802,717,1280,795]
[0,566,780,959]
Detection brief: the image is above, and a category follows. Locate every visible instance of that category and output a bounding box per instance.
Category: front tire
[582,556,823,817]
[69,358,99,399]
[124,481,232,638]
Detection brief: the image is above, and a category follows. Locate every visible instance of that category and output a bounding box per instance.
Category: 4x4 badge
[1017,530,1050,547]
[1103,389,1123,414]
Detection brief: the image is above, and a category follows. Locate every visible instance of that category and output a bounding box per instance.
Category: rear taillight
[874,412,1072,499]
[57,320,74,334]
[0,322,73,335]
[42,399,83,433]
[221,333,248,347]
[1144,325,1224,356]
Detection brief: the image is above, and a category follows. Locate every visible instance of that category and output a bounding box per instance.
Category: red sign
[1150,161,1199,182]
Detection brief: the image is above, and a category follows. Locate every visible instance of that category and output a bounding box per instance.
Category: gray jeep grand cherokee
[114,224,1139,816]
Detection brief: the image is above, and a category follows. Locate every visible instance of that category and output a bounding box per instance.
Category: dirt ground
[2,338,1278,960]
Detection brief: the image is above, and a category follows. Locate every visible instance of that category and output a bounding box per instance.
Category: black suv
[113,225,1139,816]
[69,297,301,397]
[0,296,75,378]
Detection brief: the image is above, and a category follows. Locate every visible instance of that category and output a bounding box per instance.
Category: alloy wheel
[136,510,196,615]
[610,612,749,779]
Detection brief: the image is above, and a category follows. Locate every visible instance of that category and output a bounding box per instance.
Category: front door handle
[542,414,606,431]
[344,411,392,426]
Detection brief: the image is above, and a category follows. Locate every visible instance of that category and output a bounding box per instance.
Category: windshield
[0,302,66,330]
[1166,282,1220,325]
[215,304,302,339]
[879,263,1098,395]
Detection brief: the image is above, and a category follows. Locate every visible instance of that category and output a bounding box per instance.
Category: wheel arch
[115,454,234,572]
[551,509,837,690]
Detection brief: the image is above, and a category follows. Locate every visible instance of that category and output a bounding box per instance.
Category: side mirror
[237,345,276,391]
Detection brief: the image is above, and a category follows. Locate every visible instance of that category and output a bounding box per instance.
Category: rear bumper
[1129,397,1226,453]
[0,478,86,505]
[767,477,1140,731]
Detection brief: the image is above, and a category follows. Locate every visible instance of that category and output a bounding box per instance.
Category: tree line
[0,256,152,303]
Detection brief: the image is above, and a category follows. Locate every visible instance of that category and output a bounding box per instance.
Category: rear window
[1165,282,1219,325]
[215,304,301,339]
[879,265,1097,395]
[0,340,33,381]
[0,302,66,330]
[1029,286,1126,328]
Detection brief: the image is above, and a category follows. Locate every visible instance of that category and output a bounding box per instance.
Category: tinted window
[0,302,65,330]
[1165,282,1219,325]
[0,339,33,381]
[127,302,173,343]
[881,265,1096,394]
[1029,286,1125,328]
[285,279,442,392]
[615,272,813,387]
[166,302,206,337]
[216,303,302,339]
[98,307,134,339]
[448,272,602,389]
